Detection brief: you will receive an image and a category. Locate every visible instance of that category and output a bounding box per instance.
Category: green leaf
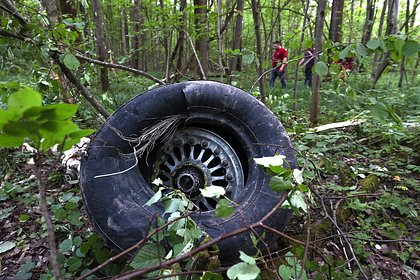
[269,176,294,192]
[402,40,419,57]
[215,198,234,218]
[0,134,25,147]
[67,256,82,272]
[356,43,368,57]
[19,214,30,222]
[0,110,19,129]
[201,272,224,280]
[0,241,16,253]
[278,265,292,280]
[227,262,261,280]
[239,251,256,265]
[63,53,80,70]
[314,61,328,76]
[254,155,285,168]
[370,102,389,122]
[163,197,189,214]
[8,87,42,114]
[366,38,381,50]
[339,45,352,59]
[130,243,164,274]
[14,261,35,280]
[38,103,79,120]
[3,121,39,137]
[59,239,73,252]
[243,53,255,64]
[201,185,226,198]
[145,189,162,206]
[62,129,95,151]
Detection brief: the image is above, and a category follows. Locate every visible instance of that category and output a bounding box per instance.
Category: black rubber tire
[80,81,297,263]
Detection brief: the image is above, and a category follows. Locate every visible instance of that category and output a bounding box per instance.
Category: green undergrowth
[1,74,419,279]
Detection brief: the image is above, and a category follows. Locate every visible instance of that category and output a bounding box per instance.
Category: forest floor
[1,76,419,279]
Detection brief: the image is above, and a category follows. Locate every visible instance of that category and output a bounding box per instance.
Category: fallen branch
[312,119,362,132]
[54,55,110,119]
[74,53,165,85]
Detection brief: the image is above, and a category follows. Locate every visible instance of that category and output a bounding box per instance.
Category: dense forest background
[0,0,419,279]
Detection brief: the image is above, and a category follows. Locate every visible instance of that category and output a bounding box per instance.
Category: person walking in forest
[270,41,288,88]
[299,47,315,87]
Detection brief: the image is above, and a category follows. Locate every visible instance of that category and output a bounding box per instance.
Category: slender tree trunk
[372,0,387,79]
[174,0,187,82]
[228,0,244,82]
[194,0,209,78]
[362,0,376,43]
[216,0,224,78]
[329,0,345,43]
[310,0,327,127]
[251,0,266,103]
[160,0,170,80]
[92,0,109,92]
[292,0,310,106]
[398,0,410,87]
[131,0,141,69]
[121,8,128,56]
[40,0,59,24]
[373,0,399,86]
[348,0,356,42]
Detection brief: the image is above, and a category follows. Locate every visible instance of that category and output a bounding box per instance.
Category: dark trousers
[304,67,312,87]
[269,68,287,88]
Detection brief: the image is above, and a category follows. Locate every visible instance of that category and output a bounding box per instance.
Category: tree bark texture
[40,0,59,25]
[92,0,110,92]
[131,0,141,69]
[362,0,376,43]
[250,0,266,103]
[373,0,399,86]
[292,0,310,105]
[229,0,244,80]
[310,0,327,127]
[194,0,209,78]
[329,0,344,43]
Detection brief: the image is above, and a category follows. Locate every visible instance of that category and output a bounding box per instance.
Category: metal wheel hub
[153,127,244,211]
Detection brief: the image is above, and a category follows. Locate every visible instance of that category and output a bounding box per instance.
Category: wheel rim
[153,127,244,211]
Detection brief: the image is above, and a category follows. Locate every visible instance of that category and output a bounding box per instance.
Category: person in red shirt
[270,41,288,88]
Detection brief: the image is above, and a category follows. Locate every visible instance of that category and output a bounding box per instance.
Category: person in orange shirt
[270,41,288,88]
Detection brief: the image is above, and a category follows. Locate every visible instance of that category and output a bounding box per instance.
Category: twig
[33,153,62,280]
[182,29,206,80]
[324,192,383,200]
[112,192,289,280]
[310,185,369,279]
[298,198,311,280]
[74,53,165,85]
[54,55,110,119]
[76,212,193,280]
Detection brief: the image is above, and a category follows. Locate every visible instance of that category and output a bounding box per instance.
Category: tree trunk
[131,0,141,69]
[228,0,244,82]
[174,0,187,82]
[398,0,409,88]
[121,8,129,56]
[310,0,327,127]
[194,0,209,78]
[362,0,376,43]
[373,0,399,86]
[292,0,310,107]
[216,0,224,78]
[92,0,109,92]
[251,0,266,103]
[372,0,387,79]
[40,0,59,25]
[329,0,344,43]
